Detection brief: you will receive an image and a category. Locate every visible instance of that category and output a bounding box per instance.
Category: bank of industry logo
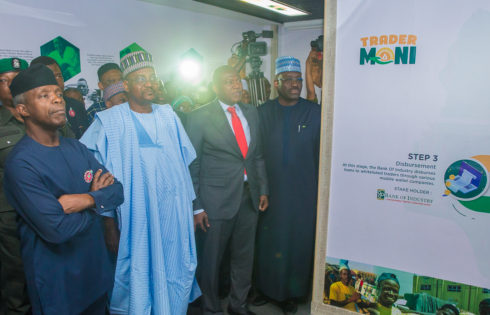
[377,189,385,200]
[360,34,417,65]
[443,155,490,214]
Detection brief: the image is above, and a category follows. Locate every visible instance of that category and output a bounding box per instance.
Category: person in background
[0,58,27,108]
[170,95,194,125]
[171,95,194,113]
[193,82,216,107]
[86,63,123,124]
[77,78,89,97]
[153,79,168,105]
[5,63,123,315]
[241,79,251,104]
[329,264,361,313]
[30,56,89,138]
[81,51,200,314]
[253,56,321,313]
[103,81,127,108]
[263,78,271,101]
[436,304,460,315]
[64,87,85,105]
[0,57,31,315]
[480,299,490,315]
[305,48,322,103]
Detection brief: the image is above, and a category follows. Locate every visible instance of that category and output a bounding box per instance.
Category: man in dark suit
[186,66,268,315]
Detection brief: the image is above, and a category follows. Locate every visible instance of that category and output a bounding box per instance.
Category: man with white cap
[329,263,361,312]
[254,56,321,313]
[81,50,200,314]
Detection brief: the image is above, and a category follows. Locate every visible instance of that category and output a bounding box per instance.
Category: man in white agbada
[81,51,200,314]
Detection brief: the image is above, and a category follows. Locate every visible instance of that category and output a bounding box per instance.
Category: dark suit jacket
[185,99,268,220]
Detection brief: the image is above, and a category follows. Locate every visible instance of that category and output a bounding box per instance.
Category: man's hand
[348,292,361,302]
[194,211,210,232]
[58,194,95,214]
[103,217,120,254]
[259,195,269,211]
[90,169,115,192]
[367,308,380,315]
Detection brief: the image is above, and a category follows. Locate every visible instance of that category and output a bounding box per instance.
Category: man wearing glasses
[254,56,321,313]
[81,51,200,314]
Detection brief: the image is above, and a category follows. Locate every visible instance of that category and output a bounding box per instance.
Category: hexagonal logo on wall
[120,43,146,59]
[40,36,81,81]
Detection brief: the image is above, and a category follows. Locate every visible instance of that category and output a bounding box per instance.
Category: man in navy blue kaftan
[254,57,321,312]
[3,64,124,315]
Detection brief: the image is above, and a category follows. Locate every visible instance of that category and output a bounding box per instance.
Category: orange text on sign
[360,35,417,47]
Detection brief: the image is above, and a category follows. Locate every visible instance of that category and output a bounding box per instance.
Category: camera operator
[306,35,323,103]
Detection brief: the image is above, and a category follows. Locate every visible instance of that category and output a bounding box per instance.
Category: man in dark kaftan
[255,56,321,313]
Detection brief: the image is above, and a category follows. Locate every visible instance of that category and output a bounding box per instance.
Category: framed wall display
[312,1,490,314]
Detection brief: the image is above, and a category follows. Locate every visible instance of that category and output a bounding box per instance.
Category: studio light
[178,48,203,84]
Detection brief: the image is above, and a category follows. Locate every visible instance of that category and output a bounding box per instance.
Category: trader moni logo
[360,34,417,65]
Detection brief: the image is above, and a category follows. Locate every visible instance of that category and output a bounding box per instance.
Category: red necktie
[227,106,248,159]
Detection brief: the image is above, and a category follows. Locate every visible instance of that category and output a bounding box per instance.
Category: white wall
[0,0,273,100]
[0,0,324,101]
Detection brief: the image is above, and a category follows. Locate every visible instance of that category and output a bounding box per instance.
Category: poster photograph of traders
[323,258,490,315]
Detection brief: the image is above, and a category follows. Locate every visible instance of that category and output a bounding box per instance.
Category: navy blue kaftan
[4,136,124,315]
[255,97,321,301]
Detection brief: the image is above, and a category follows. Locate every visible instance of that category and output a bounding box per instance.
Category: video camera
[230,30,274,107]
[237,30,273,57]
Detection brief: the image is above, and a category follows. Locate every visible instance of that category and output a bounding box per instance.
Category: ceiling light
[240,0,309,16]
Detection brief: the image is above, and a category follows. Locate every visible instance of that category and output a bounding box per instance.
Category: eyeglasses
[129,75,159,84]
[279,77,303,84]
[222,78,242,86]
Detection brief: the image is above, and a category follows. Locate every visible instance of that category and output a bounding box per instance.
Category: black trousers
[0,211,30,315]
[197,184,258,315]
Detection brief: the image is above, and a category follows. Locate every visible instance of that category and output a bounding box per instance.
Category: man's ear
[123,79,130,93]
[16,103,29,118]
[98,82,104,90]
[273,79,279,89]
